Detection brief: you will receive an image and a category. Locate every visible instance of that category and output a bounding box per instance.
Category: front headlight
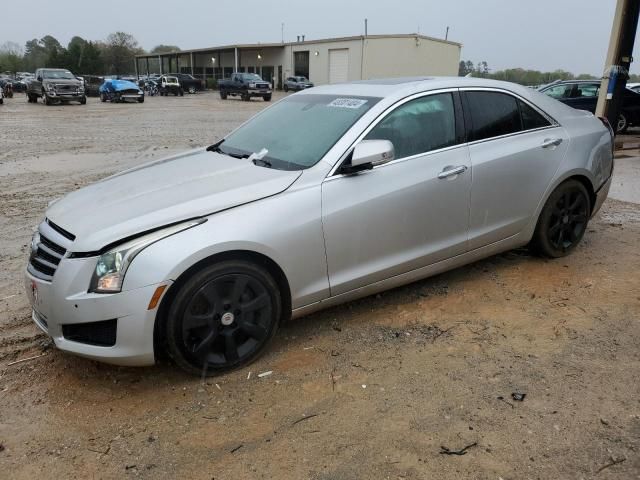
[46,84,55,92]
[249,82,256,88]
[89,218,206,293]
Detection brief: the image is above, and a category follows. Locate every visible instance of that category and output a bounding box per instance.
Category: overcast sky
[4,0,639,75]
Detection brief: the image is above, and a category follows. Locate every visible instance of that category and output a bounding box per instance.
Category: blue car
[99,79,145,103]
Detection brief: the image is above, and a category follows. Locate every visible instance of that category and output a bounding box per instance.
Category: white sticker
[328,98,368,109]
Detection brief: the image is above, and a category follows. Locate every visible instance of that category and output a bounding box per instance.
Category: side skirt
[291,233,526,320]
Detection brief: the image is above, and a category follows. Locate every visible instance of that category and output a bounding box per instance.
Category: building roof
[136,33,462,58]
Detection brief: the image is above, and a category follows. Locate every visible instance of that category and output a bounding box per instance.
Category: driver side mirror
[340,140,395,174]
[37,76,42,82]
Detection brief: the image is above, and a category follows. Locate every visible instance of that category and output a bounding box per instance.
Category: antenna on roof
[445,26,450,40]
[281,23,284,43]
[365,18,368,37]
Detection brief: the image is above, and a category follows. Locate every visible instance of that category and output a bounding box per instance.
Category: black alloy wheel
[617,112,628,134]
[166,261,282,376]
[531,180,590,258]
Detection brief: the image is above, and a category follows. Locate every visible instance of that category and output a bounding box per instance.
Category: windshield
[219,94,380,170]
[43,70,75,80]
[242,73,263,81]
[166,77,178,83]
[296,77,308,82]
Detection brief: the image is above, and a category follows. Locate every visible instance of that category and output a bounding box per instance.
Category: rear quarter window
[465,91,522,141]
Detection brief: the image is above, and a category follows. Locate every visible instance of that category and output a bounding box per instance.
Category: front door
[322,92,471,296]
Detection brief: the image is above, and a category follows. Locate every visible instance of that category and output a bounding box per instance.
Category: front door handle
[541,138,563,149]
[438,165,468,179]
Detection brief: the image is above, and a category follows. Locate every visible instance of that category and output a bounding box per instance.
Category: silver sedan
[25,77,614,375]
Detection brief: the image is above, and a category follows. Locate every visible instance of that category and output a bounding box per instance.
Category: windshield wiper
[252,158,272,168]
[206,139,247,159]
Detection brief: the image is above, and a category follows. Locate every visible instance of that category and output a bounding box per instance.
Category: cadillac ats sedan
[25,77,614,375]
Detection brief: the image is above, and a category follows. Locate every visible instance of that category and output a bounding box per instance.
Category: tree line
[0,33,180,76]
[459,60,640,85]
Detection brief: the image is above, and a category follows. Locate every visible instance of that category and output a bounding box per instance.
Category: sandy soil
[1,92,639,479]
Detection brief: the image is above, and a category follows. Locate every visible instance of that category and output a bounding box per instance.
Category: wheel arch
[153,249,292,356]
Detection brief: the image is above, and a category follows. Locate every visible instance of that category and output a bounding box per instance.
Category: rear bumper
[24,258,171,366]
[592,173,613,217]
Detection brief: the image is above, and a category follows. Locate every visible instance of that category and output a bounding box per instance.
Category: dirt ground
[1,92,639,480]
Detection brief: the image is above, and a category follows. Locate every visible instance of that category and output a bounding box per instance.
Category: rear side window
[465,92,521,141]
[519,100,551,130]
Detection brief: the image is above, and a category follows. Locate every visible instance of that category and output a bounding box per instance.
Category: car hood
[46,148,302,252]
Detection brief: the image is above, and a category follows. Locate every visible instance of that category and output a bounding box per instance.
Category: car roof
[298,76,585,123]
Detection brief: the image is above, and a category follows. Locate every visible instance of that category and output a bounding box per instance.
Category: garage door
[329,49,349,84]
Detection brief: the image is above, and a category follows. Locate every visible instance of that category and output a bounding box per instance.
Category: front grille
[121,89,140,95]
[28,219,75,281]
[257,84,268,89]
[56,84,75,92]
[62,319,117,347]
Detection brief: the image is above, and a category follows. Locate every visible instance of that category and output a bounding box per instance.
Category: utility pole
[596,0,640,133]
[281,23,284,43]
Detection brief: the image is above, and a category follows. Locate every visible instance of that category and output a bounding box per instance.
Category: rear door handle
[541,138,563,149]
[438,165,468,179]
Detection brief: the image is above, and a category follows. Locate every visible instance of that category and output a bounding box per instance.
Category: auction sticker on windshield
[328,98,368,109]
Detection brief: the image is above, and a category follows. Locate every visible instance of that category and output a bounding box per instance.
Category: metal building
[134,33,462,89]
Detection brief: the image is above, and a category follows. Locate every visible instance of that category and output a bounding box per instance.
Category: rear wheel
[220,91,227,99]
[165,260,282,376]
[531,180,591,258]
[80,96,86,105]
[100,93,107,102]
[284,84,289,92]
[188,86,196,94]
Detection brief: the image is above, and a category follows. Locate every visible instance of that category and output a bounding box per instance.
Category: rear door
[462,89,569,249]
[322,91,471,295]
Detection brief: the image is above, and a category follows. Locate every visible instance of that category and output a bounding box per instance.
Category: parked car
[0,79,13,98]
[219,72,272,101]
[0,84,4,104]
[99,79,145,103]
[539,80,640,133]
[25,77,613,375]
[167,73,204,94]
[284,76,314,92]
[26,68,86,105]
[159,75,184,96]
[627,82,640,93]
[82,76,104,97]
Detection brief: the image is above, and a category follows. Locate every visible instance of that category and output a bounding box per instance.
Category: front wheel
[165,260,282,376]
[80,96,86,105]
[138,96,144,103]
[188,86,196,94]
[42,93,50,105]
[263,94,272,102]
[100,93,107,102]
[284,85,289,92]
[617,112,629,134]
[530,180,591,258]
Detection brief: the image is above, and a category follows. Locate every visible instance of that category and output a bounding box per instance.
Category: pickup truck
[218,73,272,101]
[26,68,86,105]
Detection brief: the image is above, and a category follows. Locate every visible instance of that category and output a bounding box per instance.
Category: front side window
[576,83,599,97]
[364,93,457,159]
[220,94,380,170]
[466,91,521,141]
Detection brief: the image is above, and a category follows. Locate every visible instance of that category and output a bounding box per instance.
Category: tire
[263,94,272,102]
[188,86,196,94]
[284,85,289,92]
[100,93,107,102]
[617,112,628,134]
[165,260,283,376]
[0,98,3,105]
[42,92,50,105]
[179,89,184,96]
[138,96,144,103]
[220,91,227,99]
[80,96,86,105]
[242,93,250,101]
[530,180,591,258]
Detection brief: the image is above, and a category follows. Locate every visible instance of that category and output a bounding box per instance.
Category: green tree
[0,41,23,73]
[102,32,145,75]
[150,44,180,54]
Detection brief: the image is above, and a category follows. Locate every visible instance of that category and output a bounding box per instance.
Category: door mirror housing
[341,140,394,174]
[37,76,42,82]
